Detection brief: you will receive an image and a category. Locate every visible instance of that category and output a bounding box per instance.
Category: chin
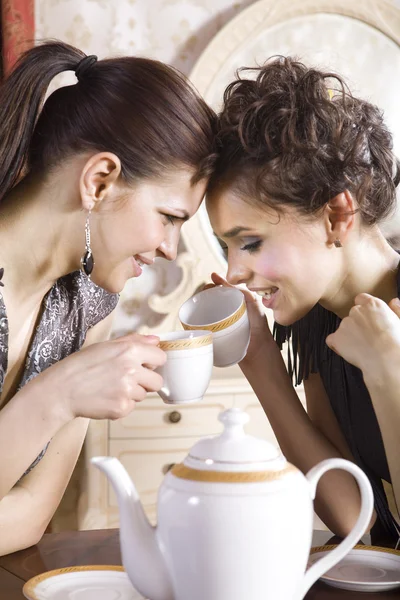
[274,313,295,327]
[273,305,313,327]
[89,272,126,295]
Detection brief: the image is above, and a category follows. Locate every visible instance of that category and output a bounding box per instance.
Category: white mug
[179,286,250,368]
[156,330,213,404]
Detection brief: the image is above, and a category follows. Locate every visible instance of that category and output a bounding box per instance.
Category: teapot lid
[184,408,286,472]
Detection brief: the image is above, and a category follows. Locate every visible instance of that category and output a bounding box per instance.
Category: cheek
[135,218,164,252]
[253,250,287,281]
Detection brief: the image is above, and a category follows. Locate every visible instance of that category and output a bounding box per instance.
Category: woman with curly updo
[207,56,400,543]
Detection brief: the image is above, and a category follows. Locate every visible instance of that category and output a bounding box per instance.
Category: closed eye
[162,214,177,226]
[240,240,262,254]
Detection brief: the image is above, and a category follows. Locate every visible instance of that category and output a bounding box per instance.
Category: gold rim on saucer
[171,463,297,483]
[159,333,212,351]
[23,565,125,599]
[310,544,400,557]
[181,300,246,333]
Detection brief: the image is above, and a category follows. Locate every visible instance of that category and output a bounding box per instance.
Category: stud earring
[81,210,94,277]
[334,239,342,248]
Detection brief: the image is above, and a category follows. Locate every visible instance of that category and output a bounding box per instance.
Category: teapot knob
[218,408,249,437]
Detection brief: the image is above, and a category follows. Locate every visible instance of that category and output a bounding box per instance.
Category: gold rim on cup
[159,333,213,351]
[181,300,246,333]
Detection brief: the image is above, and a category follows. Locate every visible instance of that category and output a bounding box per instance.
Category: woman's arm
[240,345,375,537]
[326,293,400,520]
[363,368,400,523]
[0,316,165,503]
[0,416,89,554]
[0,314,114,555]
[211,272,375,536]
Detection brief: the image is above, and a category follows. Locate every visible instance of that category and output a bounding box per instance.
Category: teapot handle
[298,458,374,599]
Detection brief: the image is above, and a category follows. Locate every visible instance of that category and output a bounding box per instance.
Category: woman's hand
[39,333,166,422]
[209,273,274,363]
[326,294,400,374]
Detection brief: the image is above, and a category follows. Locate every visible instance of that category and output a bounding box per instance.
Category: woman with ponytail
[207,57,400,544]
[0,41,215,554]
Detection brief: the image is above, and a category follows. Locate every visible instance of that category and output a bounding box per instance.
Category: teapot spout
[91,457,174,600]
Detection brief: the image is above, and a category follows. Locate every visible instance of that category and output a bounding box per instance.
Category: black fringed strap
[273,303,339,386]
[273,302,400,541]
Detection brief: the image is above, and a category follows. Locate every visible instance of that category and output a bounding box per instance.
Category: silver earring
[334,239,342,248]
[81,210,94,277]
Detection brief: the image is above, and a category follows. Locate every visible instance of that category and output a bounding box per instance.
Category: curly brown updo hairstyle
[207,56,399,225]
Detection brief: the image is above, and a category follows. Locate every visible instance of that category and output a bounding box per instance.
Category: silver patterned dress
[0,270,119,477]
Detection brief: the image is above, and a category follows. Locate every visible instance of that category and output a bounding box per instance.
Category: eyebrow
[220,226,252,239]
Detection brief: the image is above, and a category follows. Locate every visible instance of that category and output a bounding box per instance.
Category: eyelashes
[240,240,262,254]
[162,214,176,226]
[215,237,263,255]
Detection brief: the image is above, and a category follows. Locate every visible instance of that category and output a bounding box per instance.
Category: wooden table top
[0,529,399,599]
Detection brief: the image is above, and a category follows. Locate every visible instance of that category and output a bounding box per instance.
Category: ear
[323,190,357,246]
[79,152,122,210]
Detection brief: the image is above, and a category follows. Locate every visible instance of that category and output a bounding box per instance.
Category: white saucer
[23,565,146,600]
[308,545,400,592]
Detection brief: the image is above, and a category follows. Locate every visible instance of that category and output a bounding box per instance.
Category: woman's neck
[0,173,84,305]
[320,228,400,319]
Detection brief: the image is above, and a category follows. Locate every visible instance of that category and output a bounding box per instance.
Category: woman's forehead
[206,189,283,234]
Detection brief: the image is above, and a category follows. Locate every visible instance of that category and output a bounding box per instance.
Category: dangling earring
[334,239,342,248]
[81,210,94,277]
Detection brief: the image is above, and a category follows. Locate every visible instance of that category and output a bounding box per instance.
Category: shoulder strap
[273,303,339,385]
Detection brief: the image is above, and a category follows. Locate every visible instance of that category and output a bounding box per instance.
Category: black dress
[274,265,400,542]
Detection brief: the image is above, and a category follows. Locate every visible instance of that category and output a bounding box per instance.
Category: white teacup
[179,286,250,368]
[156,330,213,404]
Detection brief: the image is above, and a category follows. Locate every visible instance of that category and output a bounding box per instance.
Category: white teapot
[92,408,374,600]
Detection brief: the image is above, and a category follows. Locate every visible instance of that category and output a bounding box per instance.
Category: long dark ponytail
[0,42,85,202]
[0,40,216,203]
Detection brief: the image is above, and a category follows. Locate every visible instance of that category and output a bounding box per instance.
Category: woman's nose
[226,259,250,286]
[157,240,177,262]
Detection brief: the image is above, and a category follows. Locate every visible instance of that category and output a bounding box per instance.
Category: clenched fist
[326,294,400,375]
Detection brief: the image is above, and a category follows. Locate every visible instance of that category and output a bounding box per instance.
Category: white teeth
[136,258,145,267]
[256,288,277,300]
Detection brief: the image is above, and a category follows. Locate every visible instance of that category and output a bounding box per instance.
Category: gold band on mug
[181,300,246,333]
[159,334,212,351]
[170,463,297,483]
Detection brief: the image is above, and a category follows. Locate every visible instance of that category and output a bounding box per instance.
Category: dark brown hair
[0,40,217,203]
[208,56,399,225]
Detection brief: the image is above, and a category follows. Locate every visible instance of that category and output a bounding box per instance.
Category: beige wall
[35,0,256,77]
